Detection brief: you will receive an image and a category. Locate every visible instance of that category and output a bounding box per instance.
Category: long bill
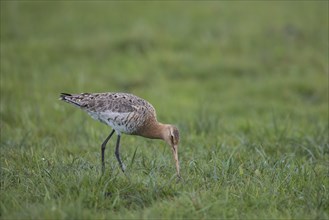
[171,144,180,178]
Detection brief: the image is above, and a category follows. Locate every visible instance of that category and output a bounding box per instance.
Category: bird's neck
[138,122,168,140]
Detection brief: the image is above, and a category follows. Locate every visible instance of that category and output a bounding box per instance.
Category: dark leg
[115,135,125,172]
[101,129,115,173]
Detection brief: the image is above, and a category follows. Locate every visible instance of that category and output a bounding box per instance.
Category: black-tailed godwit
[59,92,180,177]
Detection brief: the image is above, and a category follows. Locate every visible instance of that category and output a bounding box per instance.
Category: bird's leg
[115,135,126,172]
[101,129,115,174]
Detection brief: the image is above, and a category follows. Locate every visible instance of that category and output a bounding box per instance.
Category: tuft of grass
[1,1,328,219]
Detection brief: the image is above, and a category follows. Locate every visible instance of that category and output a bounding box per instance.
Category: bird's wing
[60,92,155,114]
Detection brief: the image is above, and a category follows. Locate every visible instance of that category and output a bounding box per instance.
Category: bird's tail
[59,93,85,108]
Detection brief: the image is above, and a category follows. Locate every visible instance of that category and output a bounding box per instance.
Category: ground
[1,1,328,219]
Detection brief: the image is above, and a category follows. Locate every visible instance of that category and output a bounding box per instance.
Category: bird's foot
[120,163,126,172]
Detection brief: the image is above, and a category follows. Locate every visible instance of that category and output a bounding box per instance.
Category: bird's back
[60,92,157,134]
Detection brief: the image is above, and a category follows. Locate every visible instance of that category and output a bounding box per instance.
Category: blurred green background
[1,1,328,219]
[2,1,328,135]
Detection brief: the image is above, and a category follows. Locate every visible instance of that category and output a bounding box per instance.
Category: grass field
[1,1,328,219]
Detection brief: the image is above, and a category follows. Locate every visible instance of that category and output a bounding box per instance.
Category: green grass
[1,1,328,219]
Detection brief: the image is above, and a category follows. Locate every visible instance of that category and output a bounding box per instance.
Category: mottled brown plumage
[59,92,180,177]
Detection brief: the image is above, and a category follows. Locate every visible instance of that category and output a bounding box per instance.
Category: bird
[59,92,180,177]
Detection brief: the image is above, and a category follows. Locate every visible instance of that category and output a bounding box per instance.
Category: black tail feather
[60,93,72,99]
[59,93,83,107]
